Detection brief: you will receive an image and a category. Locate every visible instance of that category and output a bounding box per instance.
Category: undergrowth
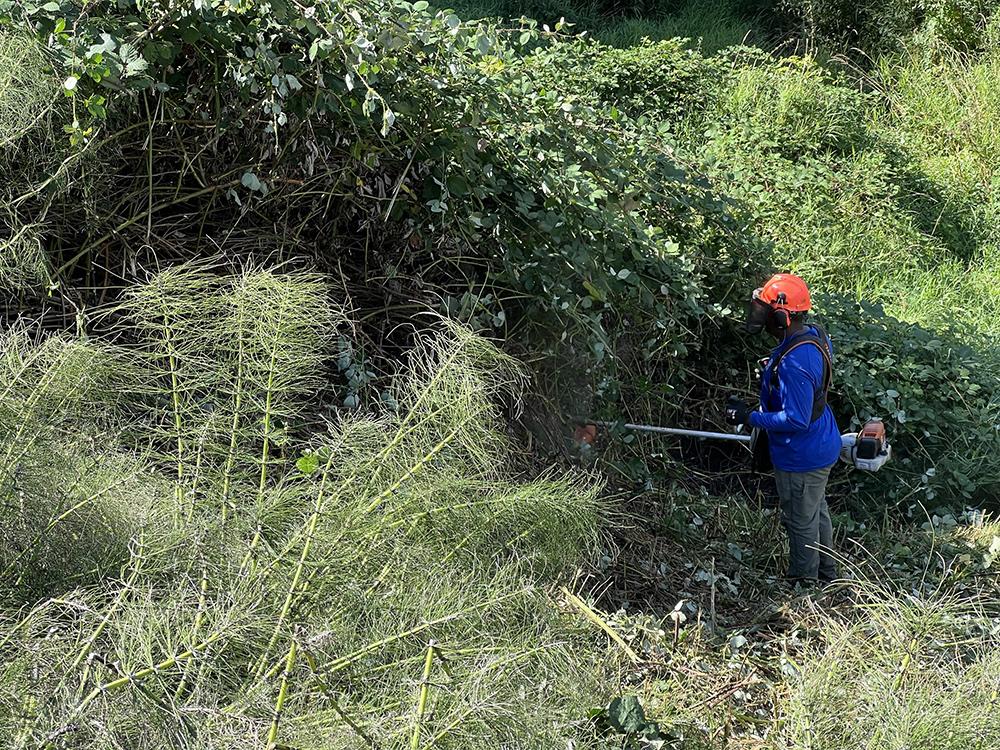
[0,5,999,746]
[567,485,1000,748]
[0,268,616,749]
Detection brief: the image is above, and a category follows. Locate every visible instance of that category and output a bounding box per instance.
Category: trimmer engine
[840,419,891,472]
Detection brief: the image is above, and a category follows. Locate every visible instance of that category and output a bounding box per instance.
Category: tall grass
[870,40,1000,274]
[447,0,764,51]
[595,0,762,53]
[780,576,1000,749]
[0,268,615,749]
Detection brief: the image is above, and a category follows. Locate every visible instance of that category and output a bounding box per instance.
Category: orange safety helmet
[746,273,811,333]
[756,273,811,312]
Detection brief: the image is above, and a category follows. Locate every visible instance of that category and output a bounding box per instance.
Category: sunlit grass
[780,575,1000,750]
[0,268,615,749]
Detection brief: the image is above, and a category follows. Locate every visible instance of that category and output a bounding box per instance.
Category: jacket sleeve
[749,356,815,433]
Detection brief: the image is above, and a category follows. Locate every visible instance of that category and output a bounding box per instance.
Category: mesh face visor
[746,288,771,333]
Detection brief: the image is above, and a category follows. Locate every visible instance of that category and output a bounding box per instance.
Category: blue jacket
[748,326,841,472]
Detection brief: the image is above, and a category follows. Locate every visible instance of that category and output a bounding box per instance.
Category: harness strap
[769,328,833,423]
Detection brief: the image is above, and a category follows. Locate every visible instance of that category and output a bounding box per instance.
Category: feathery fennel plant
[119,264,338,526]
[0,267,614,750]
[0,28,60,293]
[0,221,47,293]
[0,328,139,604]
[0,26,55,147]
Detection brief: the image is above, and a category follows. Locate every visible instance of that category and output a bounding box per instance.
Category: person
[724,273,842,584]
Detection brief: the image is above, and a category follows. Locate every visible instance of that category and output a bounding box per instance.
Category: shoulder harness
[768,324,833,423]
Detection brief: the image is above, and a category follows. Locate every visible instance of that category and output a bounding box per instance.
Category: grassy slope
[448,0,766,52]
[679,46,1000,338]
[868,44,1000,329]
[446,1,1000,339]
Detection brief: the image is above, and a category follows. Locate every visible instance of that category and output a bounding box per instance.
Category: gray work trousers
[774,465,837,581]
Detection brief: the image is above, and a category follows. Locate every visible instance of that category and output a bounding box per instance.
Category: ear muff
[772,292,790,330]
[772,307,791,330]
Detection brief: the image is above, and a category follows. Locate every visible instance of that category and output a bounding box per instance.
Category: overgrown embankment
[2,2,1000,749]
[3,1,998,504]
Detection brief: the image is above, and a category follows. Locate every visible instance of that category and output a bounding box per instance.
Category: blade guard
[839,420,891,472]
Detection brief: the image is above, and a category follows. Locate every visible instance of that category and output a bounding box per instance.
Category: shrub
[519,37,724,121]
[706,52,868,158]
[816,294,1000,505]
[4,2,763,418]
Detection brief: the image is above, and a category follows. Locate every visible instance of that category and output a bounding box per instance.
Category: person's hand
[725,396,752,427]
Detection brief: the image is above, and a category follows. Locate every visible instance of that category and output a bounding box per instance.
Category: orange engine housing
[856,420,886,460]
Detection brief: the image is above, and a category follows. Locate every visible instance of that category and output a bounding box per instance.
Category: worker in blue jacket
[724,273,842,584]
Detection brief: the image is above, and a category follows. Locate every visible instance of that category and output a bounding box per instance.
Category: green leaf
[42,1,60,10]
[583,280,605,302]
[412,0,429,9]
[181,25,202,43]
[296,453,320,475]
[607,696,647,734]
[241,171,262,191]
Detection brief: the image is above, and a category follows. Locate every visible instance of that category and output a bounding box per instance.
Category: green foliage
[0,329,142,602]
[0,28,60,291]
[870,42,1000,259]
[0,1,764,416]
[521,37,724,121]
[2,2,1000,746]
[119,264,340,522]
[814,295,1000,504]
[778,0,999,53]
[598,695,665,744]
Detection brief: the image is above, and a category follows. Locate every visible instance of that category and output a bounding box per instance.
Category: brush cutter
[575,418,891,473]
